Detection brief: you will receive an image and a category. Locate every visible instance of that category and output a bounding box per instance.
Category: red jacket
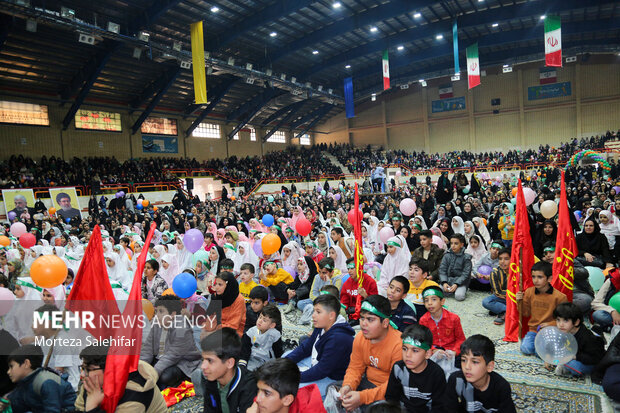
[289,384,325,413]
[419,309,466,354]
[340,273,378,314]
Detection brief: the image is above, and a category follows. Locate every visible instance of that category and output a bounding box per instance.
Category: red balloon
[348,208,362,226]
[19,233,36,249]
[295,218,312,236]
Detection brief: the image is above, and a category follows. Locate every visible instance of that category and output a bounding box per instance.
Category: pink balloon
[432,235,446,249]
[395,170,402,177]
[399,198,416,216]
[379,227,395,244]
[0,287,15,316]
[522,187,536,206]
[10,222,27,238]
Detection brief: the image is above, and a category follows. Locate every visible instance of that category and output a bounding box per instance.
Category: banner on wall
[142,135,178,153]
[2,189,35,222]
[431,96,466,113]
[49,187,82,222]
[528,82,571,100]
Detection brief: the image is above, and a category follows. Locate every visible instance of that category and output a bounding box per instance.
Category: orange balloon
[162,288,176,296]
[142,299,154,320]
[31,255,67,289]
[153,206,158,212]
[262,233,282,255]
[49,207,56,215]
[511,187,518,197]
[231,196,236,201]
[0,236,9,247]
[537,172,541,176]
[143,200,150,207]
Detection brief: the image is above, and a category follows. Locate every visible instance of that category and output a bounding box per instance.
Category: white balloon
[540,200,558,219]
[534,326,578,365]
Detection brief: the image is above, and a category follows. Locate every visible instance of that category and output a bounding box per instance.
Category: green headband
[16,279,43,292]
[544,246,556,253]
[422,288,444,299]
[321,263,333,270]
[360,301,399,329]
[491,242,503,249]
[412,224,422,230]
[347,263,356,269]
[403,336,431,351]
[306,241,317,249]
[285,228,294,232]
[263,261,275,268]
[272,225,281,231]
[387,240,401,247]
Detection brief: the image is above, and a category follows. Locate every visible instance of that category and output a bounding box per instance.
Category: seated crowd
[2,134,620,411]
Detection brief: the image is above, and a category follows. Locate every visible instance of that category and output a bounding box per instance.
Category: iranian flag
[439,83,453,99]
[539,67,557,84]
[382,50,390,90]
[466,43,480,89]
[544,15,562,67]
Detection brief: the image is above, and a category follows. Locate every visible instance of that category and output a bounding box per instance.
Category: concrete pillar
[518,69,526,148]
[422,88,430,152]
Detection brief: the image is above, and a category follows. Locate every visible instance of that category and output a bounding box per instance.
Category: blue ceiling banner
[344,77,355,119]
[453,19,460,75]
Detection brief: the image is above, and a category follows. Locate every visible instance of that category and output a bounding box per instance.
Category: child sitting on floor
[551,302,605,377]
[445,335,516,412]
[418,286,466,375]
[385,324,447,411]
[239,263,259,303]
[516,261,567,356]
[482,248,510,325]
[407,258,438,320]
[240,304,283,371]
[259,260,294,302]
[387,276,417,332]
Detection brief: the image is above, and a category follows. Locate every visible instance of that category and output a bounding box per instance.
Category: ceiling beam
[131,66,181,134]
[0,14,12,53]
[294,105,332,138]
[301,0,604,79]
[290,104,331,129]
[127,0,184,35]
[260,100,306,126]
[205,0,316,51]
[266,0,424,64]
[226,88,284,140]
[262,101,305,142]
[225,87,285,122]
[185,78,239,137]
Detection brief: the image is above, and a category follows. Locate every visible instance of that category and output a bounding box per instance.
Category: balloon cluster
[565,150,611,172]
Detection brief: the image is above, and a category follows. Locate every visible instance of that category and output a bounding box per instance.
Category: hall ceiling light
[413,12,421,18]
[436,34,443,40]
[270,31,277,37]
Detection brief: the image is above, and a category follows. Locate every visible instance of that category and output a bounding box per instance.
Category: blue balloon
[65,218,71,223]
[136,203,143,210]
[172,272,197,299]
[262,214,275,227]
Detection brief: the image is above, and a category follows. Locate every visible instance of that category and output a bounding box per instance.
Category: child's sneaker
[493,313,505,325]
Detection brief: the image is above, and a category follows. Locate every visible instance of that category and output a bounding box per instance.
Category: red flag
[351,183,366,320]
[101,222,157,412]
[66,225,119,340]
[504,180,535,342]
[552,171,577,301]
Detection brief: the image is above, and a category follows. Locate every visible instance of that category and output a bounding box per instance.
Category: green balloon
[610,292,620,313]
[586,266,605,292]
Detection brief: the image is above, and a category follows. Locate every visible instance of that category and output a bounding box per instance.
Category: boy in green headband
[419,286,466,374]
[542,242,556,264]
[259,260,294,302]
[340,295,403,410]
[385,324,447,411]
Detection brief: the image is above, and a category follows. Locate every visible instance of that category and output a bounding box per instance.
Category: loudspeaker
[491,98,501,106]
[186,178,194,190]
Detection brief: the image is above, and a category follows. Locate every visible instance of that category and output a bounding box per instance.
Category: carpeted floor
[170,291,613,412]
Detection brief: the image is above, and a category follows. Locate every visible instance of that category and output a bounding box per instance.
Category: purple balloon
[283,265,296,278]
[183,228,204,253]
[478,265,493,276]
[614,186,620,193]
[334,194,341,201]
[253,238,264,258]
[119,191,125,197]
[477,276,491,284]
[7,211,16,221]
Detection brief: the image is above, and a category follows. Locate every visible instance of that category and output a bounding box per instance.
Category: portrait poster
[2,189,35,222]
[48,187,82,222]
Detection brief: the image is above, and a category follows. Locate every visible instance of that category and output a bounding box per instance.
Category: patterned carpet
[170,291,614,412]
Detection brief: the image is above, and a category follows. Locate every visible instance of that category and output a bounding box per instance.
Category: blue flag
[453,20,459,75]
[344,77,354,118]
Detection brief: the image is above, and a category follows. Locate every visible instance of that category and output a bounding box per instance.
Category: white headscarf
[451,216,465,235]
[472,217,491,246]
[5,277,43,341]
[42,285,66,310]
[465,235,487,270]
[235,241,259,274]
[105,253,132,290]
[282,242,303,270]
[330,245,348,273]
[174,238,193,271]
[159,254,179,287]
[377,235,410,295]
[599,210,620,249]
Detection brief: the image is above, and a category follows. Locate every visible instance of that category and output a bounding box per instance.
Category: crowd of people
[2,130,617,195]
[2,137,620,411]
[329,132,618,174]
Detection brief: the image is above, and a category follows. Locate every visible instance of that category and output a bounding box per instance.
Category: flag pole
[517,248,523,340]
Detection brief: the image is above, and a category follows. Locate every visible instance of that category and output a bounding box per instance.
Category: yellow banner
[190,21,207,104]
